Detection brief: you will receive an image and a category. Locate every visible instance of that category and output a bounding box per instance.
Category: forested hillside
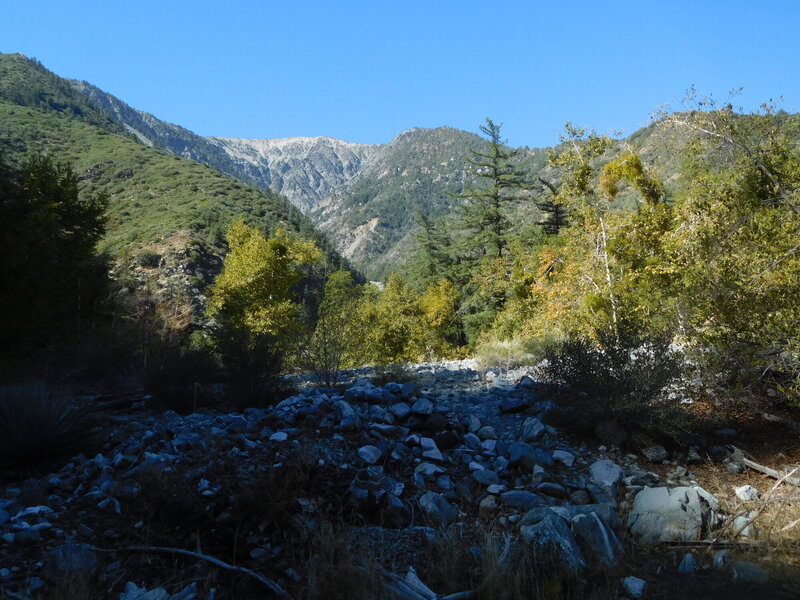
[0,53,345,264]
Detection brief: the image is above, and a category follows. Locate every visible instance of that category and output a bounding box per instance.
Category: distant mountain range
[4,51,774,280]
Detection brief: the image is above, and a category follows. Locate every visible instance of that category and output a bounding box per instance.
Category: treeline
[158,101,800,408]
[3,98,798,411]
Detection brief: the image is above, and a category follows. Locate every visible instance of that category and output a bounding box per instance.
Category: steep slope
[69,79,254,185]
[310,127,546,279]
[0,53,345,268]
[209,136,380,211]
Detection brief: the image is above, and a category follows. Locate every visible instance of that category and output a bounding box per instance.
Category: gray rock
[508,442,537,469]
[344,383,388,404]
[590,459,623,487]
[388,402,412,420]
[537,482,570,499]
[0,509,8,526]
[571,512,623,568]
[730,560,769,584]
[419,492,459,526]
[476,425,497,440]
[567,491,588,506]
[500,490,546,511]
[713,549,730,569]
[521,418,545,442]
[334,400,360,430]
[627,486,716,544]
[358,445,383,465]
[642,445,669,463]
[411,398,434,416]
[499,396,530,414]
[269,432,288,442]
[463,432,481,450]
[622,576,647,599]
[520,504,620,530]
[732,512,757,537]
[120,582,170,600]
[678,552,698,573]
[472,470,501,486]
[552,450,575,467]
[401,382,418,400]
[521,514,586,574]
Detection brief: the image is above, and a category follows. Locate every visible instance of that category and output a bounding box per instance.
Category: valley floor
[2,361,800,599]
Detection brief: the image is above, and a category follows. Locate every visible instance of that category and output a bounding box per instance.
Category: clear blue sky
[4,1,799,147]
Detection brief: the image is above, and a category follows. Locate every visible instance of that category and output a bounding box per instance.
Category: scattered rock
[571,511,623,567]
[358,445,383,465]
[622,576,647,599]
[734,485,759,502]
[678,552,698,573]
[501,490,546,511]
[521,514,586,574]
[641,445,668,463]
[521,417,545,441]
[590,459,623,488]
[419,492,458,526]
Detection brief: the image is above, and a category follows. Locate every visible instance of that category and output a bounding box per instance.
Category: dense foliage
[0,154,108,363]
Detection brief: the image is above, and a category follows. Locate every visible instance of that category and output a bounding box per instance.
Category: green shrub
[0,382,99,469]
[540,330,691,445]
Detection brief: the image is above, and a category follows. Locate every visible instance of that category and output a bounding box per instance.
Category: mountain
[0,53,345,268]
[209,136,380,212]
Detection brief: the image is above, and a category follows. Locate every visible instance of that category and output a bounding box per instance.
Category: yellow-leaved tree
[206,220,321,403]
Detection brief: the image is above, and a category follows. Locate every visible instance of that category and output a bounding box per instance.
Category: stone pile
[0,360,774,597]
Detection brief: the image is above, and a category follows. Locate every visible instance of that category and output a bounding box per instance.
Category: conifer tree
[453,118,527,259]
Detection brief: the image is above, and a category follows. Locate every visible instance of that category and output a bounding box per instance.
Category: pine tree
[453,118,527,259]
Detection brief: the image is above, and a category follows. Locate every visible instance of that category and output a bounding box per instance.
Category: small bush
[371,362,417,386]
[0,382,99,470]
[145,343,219,413]
[540,330,691,445]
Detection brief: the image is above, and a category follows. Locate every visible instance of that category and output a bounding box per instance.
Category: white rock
[734,484,759,502]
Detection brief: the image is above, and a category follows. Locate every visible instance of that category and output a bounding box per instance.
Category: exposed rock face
[208,136,381,212]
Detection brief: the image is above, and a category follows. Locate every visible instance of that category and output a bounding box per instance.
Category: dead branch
[84,544,294,600]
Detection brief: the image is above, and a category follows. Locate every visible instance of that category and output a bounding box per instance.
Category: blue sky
[4,1,799,147]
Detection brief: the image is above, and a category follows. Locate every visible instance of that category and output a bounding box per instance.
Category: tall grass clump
[0,381,98,470]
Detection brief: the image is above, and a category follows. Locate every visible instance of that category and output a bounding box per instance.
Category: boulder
[521,514,586,574]
[627,486,717,543]
[419,492,459,526]
[521,417,545,442]
[500,490,546,511]
[571,512,623,568]
[520,503,620,530]
[358,445,383,465]
[472,470,501,486]
[590,459,623,488]
[730,561,769,584]
[508,442,537,469]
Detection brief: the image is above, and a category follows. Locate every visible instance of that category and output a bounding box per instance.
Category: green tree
[535,178,569,235]
[295,270,363,386]
[453,118,527,260]
[0,154,108,361]
[206,220,321,402]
